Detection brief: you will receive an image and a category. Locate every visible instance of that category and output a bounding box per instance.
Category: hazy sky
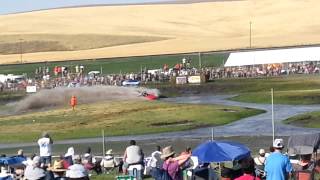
[0,0,172,15]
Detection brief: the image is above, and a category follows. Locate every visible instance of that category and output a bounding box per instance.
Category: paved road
[1,95,319,149]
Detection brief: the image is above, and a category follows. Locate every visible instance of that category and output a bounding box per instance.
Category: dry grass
[0,34,167,54]
[0,0,320,64]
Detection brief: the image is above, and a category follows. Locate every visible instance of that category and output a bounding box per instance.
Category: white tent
[224,46,320,67]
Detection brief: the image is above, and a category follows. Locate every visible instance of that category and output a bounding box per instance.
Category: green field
[156,75,320,104]
[284,111,320,128]
[0,53,228,76]
[0,100,263,143]
[0,91,26,104]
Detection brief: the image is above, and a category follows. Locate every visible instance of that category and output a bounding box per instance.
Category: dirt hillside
[0,0,319,64]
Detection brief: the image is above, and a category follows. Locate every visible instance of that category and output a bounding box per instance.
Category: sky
[0,0,174,15]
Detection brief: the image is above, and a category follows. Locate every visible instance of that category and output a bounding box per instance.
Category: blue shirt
[265,152,293,180]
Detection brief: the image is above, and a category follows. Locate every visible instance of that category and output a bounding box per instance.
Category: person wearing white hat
[100,149,116,174]
[66,154,89,179]
[254,149,266,166]
[24,156,46,180]
[264,139,293,180]
[254,149,266,179]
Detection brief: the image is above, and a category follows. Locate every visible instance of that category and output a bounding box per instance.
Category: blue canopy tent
[0,156,26,166]
[192,140,251,163]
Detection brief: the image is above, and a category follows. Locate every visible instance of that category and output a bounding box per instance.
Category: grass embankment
[0,101,263,143]
[0,53,227,76]
[284,111,320,128]
[0,91,26,104]
[156,75,320,104]
[0,34,167,55]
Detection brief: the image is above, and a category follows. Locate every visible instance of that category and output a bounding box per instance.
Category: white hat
[259,149,265,154]
[273,138,284,148]
[106,149,113,155]
[32,156,41,165]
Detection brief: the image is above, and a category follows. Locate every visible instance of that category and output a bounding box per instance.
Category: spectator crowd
[1,57,320,92]
[0,132,320,180]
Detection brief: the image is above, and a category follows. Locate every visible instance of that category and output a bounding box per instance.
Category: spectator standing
[37,132,53,166]
[147,146,163,178]
[254,149,266,178]
[264,139,293,180]
[161,146,182,180]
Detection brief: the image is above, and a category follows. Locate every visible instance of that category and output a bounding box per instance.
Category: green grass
[0,53,228,76]
[284,111,320,128]
[230,89,320,104]
[0,91,26,104]
[0,101,263,143]
[156,75,320,104]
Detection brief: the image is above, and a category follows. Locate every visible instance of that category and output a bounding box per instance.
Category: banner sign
[188,76,201,84]
[176,76,187,84]
[26,86,37,93]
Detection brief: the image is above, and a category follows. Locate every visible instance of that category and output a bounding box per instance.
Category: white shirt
[38,137,52,156]
[66,164,88,178]
[125,145,143,164]
[148,151,162,168]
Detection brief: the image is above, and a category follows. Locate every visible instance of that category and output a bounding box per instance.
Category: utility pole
[271,88,275,142]
[249,21,252,49]
[198,52,202,69]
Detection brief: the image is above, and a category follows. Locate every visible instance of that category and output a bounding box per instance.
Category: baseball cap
[273,138,284,148]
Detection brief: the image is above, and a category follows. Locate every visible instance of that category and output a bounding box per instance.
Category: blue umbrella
[192,140,251,163]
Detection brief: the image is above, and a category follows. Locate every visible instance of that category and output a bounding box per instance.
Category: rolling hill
[0,0,319,64]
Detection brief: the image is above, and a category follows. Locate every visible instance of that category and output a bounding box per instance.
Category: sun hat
[106,149,113,155]
[259,149,265,155]
[84,153,90,158]
[65,147,74,157]
[32,156,41,165]
[48,160,67,172]
[160,146,175,159]
[273,138,284,148]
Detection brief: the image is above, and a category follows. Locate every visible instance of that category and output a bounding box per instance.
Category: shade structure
[287,133,320,155]
[192,140,251,163]
[0,156,26,166]
[224,46,320,67]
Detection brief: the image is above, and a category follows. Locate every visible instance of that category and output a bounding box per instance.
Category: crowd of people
[1,58,320,93]
[0,132,320,180]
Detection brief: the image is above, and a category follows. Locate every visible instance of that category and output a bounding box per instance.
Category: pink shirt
[162,160,182,180]
[235,174,261,180]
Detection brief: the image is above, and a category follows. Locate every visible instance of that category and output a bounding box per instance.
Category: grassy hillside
[0,52,227,75]
[0,0,320,63]
[0,101,263,143]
